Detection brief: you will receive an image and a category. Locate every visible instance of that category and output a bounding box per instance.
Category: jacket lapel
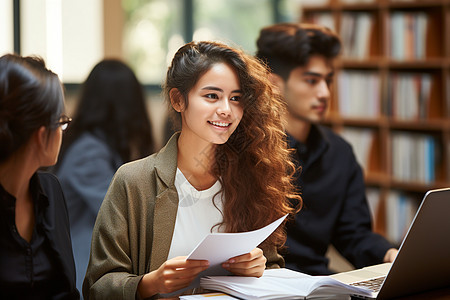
[149,133,180,271]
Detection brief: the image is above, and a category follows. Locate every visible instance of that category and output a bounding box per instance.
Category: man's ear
[170,88,185,112]
[269,73,285,95]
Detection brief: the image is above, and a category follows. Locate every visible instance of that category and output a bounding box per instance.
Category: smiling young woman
[83,41,302,300]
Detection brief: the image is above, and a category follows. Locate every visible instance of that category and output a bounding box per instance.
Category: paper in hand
[187,213,288,265]
[160,214,288,298]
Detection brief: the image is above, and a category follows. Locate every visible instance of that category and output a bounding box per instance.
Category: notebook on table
[331,187,450,299]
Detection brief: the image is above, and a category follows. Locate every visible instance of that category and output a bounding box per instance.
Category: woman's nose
[217,99,232,116]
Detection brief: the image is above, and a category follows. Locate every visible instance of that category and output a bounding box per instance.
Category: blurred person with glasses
[52,59,156,296]
[0,54,79,299]
[57,115,72,131]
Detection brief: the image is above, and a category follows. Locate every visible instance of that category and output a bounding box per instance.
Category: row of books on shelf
[366,188,381,221]
[340,129,438,184]
[301,0,377,5]
[340,13,373,59]
[386,72,432,120]
[340,127,374,172]
[385,191,420,244]
[303,12,335,31]
[365,188,420,245]
[391,132,436,183]
[389,12,428,60]
[337,70,434,120]
[304,11,430,60]
[302,0,422,5]
[338,70,380,118]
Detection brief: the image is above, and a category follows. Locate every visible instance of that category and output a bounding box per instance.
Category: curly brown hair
[164,41,301,249]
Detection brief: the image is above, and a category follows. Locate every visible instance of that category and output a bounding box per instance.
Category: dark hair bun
[0,53,64,163]
[0,113,14,160]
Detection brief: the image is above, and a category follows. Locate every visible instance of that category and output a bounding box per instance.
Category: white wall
[21,0,103,82]
[0,0,14,55]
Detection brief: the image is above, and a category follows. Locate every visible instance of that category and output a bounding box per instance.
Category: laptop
[331,187,450,299]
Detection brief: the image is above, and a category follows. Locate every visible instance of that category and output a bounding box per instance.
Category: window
[0,1,14,55]
[8,0,301,85]
[193,0,273,53]
[19,0,103,82]
[123,0,185,85]
[123,0,300,85]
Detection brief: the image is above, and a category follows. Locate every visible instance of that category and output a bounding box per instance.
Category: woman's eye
[230,95,241,102]
[205,93,219,100]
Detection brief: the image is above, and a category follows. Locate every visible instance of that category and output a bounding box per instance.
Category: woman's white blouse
[167,168,224,259]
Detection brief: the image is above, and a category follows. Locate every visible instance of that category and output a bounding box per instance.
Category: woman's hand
[137,256,209,299]
[222,247,266,277]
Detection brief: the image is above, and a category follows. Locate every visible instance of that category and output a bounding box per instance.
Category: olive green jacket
[83,133,283,300]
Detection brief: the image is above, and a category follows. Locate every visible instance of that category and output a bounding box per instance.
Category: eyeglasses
[56,115,72,131]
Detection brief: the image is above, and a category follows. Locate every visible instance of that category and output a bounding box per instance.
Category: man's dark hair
[256,23,341,80]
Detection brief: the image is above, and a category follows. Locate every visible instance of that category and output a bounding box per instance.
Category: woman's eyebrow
[202,86,223,92]
[201,86,242,93]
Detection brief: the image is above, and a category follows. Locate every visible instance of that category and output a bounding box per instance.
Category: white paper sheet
[187,214,288,265]
[161,214,288,298]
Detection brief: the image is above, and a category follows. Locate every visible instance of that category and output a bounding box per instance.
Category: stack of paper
[199,268,373,300]
[160,215,288,298]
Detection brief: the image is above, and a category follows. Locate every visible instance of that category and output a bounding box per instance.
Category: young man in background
[256,23,397,275]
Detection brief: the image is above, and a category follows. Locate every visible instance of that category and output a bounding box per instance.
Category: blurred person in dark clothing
[256,23,397,275]
[53,59,155,295]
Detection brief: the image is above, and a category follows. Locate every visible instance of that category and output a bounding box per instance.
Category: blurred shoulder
[37,171,61,187]
[66,132,110,154]
[319,125,353,151]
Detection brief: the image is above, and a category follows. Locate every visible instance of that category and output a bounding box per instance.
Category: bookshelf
[300,0,450,245]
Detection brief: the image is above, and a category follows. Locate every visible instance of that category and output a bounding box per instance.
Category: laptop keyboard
[350,276,386,292]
